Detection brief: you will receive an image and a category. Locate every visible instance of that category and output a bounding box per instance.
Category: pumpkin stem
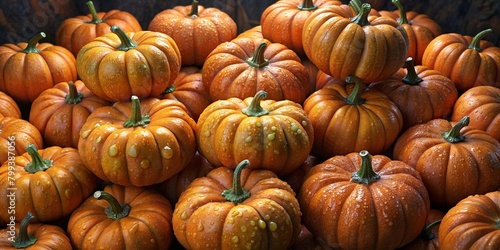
[442,116,469,143]
[94,191,130,220]
[21,32,45,54]
[222,159,251,204]
[242,90,270,117]
[468,29,492,51]
[65,81,84,104]
[123,96,151,127]
[351,150,380,184]
[402,58,423,85]
[11,212,37,248]
[187,0,199,17]
[344,76,365,105]
[392,0,409,25]
[419,220,441,240]
[111,26,137,51]
[246,42,270,68]
[85,1,104,24]
[162,85,175,95]
[349,3,371,26]
[24,144,53,173]
[298,0,318,11]
[349,0,363,14]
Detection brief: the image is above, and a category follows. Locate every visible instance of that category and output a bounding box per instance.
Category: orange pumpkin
[236,25,263,40]
[400,209,445,250]
[0,91,21,119]
[0,117,44,165]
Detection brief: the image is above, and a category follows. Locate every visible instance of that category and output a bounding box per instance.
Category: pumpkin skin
[438,191,500,250]
[451,86,500,142]
[393,116,500,209]
[236,25,263,40]
[172,160,302,250]
[0,117,44,165]
[29,80,110,148]
[0,145,97,223]
[76,26,181,102]
[56,1,142,57]
[196,91,314,175]
[78,96,197,187]
[148,0,237,66]
[299,150,430,250]
[0,91,21,119]
[400,209,445,250]
[0,32,77,103]
[67,184,174,250]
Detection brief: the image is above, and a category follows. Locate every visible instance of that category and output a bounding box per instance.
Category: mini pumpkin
[0,117,44,165]
[0,91,21,119]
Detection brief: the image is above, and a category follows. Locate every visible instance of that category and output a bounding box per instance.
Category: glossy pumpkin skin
[393,117,500,209]
[76,27,181,102]
[0,91,21,119]
[56,1,142,56]
[438,191,500,250]
[67,184,174,250]
[302,3,409,83]
[78,97,197,187]
[400,208,445,250]
[260,0,341,57]
[0,117,44,165]
[299,151,430,250]
[29,80,110,148]
[196,91,314,175]
[172,161,302,250]
[451,86,500,142]
[236,25,263,40]
[0,145,97,223]
[0,32,77,103]
[148,0,237,66]
[202,37,311,104]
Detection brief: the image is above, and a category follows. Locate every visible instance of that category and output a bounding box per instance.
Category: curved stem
[442,116,469,143]
[21,32,45,54]
[123,96,151,127]
[349,3,371,26]
[162,85,175,95]
[246,42,270,68]
[187,0,199,17]
[468,29,492,51]
[351,150,380,184]
[111,26,137,51]
[65,81,84,104]
[349,0,363,14]
[94,191,130,220]
[420,220,441,240]
[222,159,251,203]
[11,212,37,248]
[344,76,365,105]
[85,1,104,24]
[392,0,409,25]
[24,144,53,173]
[402,57,423,85]
[241,91,270,117]
[298,0,318,11]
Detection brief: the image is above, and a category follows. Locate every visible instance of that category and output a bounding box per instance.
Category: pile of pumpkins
[0,0,499,249]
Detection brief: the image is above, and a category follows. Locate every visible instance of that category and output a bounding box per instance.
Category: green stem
[21,33,45,54]
[402,58,423,85]
[420,220,441,240]
[187,0,199,17]
[11,212,37,248]
[298,0,318,11]
[241,91,270,117]
[111,26,137,51]
[246,42,270,68]
[468,29,493,51]
[94,191,130,220]
[24,144,53,173]
[392,0,409,25]
[350,3,371,26]
[442,116,469,143]
[349,0,363,14]
[123,96,151,127]
[221,160,251,203]
[65,81,83,104]
[162,85,175,95]
[344,76,365,105]
[351,150,380,184]
[85,1,104,24]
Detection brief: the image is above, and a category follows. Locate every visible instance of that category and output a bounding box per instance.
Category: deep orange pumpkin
[0,91,21,119]
[0,117,44,165]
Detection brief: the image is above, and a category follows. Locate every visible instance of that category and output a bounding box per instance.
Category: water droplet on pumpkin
[291,123,299,132]
[180,211,187,219]
[271,126,277,131]
[296,129,302,135]
[93,123,101,128]
[203,131,211,137]
[81,130,91,139]
[232,236,239,243]
[301,120,307,127]
[267,133,275,141]
[258,220,266,229]
[269,221,278,231]
[140,159,150,169]
[108,144,118,156]
[240,226,247,232]
[256,122,262,127]
[264,214,271,221]
[197,221,204,231]
[245,136,252,143]
[274,150,280,155]
[128,145,139,157]
[250,220,256,226]
[96,136,102,143]
[65,189,72,199]
[91,146,96,152]
[162,146,173,159]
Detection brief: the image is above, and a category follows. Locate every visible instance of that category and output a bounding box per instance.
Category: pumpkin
[393,116,500,209]
[0,144,97,223]
[303,76,403,158]
[0,117,44,165]
[0,32,77,103]
[76,26,181,102]
[260,0,341,57]
[369,57,458,130]
[315,70,345,90]
[202,37,311,104]
[302,1,409,83]
[0,212,72,249]
[422,29,500,93]
[29,80,110,149]
[236,25,263,40]
[279,155,319,195]
[299,150,430,249]
[451,85,500,142]
[67,184,174,249]
[290,224,331,250]
[0,91,21,119]
[438,191,500,250]
[148,0,237,66]
[196,90,314,175]
[400,209,445,250]
[172,159,302,250]
[56,1,142,57]
[78,95,197,187]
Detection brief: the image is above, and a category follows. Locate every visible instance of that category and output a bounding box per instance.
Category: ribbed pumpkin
[0,117,44,165]
[0,91,21,119]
